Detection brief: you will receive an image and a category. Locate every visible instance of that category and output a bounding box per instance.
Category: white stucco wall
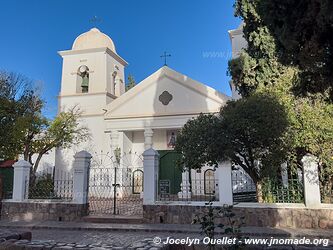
[59,48,126,97]
[152,129,167,150]
[59,50,108,95]
[131,131,145,155]
[58,94,112,115]
[55,114,108,171]
[228,23,247,100]
[107,76,226,119]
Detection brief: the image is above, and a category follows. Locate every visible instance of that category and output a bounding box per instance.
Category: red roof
[0,160,16,168]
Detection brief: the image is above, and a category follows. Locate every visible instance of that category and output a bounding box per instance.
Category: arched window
[77,65,89,93]
[132,169,143,194]
[204,169,215,195]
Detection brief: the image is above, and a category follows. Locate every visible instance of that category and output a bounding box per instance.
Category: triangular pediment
[105,67,230,119]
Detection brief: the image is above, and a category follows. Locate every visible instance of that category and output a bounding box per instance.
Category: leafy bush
[192,202,245,249]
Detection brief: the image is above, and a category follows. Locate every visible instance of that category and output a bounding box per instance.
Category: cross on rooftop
[160,51,171,66]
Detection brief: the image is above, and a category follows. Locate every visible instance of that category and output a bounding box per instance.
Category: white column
[12,160,31,202]
[281,162,288,188]
[216,161,233,205]
[72,151,92,204]
[143,148,159,205]
[301,154,321,207]
[110,130,120,152]
[144,128,153,150]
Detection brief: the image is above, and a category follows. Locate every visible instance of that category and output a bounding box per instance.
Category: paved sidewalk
[0,220,332,239]
[0,229,31,242]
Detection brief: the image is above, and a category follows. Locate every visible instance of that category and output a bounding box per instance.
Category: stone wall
[1,201,88,221]
[143,204,333,229]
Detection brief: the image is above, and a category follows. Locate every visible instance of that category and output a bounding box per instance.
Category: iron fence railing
[232,169,257,202]
[157,168,219,202]
[88,152,144,216]
[232,168,304,203]
[28,168,73,200]
[262,178,304,203]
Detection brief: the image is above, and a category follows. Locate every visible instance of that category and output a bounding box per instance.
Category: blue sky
[0,0,240,118]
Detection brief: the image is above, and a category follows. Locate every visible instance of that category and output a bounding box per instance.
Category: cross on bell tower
[89,15,102,27]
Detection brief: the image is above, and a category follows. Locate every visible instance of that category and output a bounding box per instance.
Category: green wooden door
[158,150,182,194]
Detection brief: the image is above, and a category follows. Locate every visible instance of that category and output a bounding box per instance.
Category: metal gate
[88,152,144,216]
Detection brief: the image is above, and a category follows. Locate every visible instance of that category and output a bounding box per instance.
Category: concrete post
[216,161,233,205]
[301,154,321,207]
[144,128,154,150]
[143,148,159,205]
[178,169,191,199]
[72,151,92,204]
[12,160,31,202]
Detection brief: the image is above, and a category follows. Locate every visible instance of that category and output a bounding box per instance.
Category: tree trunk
[29,153,43,187]
[256,181,263,203]
[33,153,43,174]
[23,144,29,162]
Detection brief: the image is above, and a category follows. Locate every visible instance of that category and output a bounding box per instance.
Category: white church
[55,27,238,167]
[38,24,255,209]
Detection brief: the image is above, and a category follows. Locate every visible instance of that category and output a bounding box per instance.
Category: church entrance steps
[82,215,143,224]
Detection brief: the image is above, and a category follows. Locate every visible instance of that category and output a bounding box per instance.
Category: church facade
[55,27,237,172]
[30,24,254,211]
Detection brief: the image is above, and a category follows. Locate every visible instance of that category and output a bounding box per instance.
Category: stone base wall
[1,201,88,221]
[143,204,333,229]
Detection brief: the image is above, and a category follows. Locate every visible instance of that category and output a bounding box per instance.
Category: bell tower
[58,27,128,115]
[55,28,128,172]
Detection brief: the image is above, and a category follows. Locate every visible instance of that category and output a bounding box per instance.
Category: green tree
[125,74,136,91]
[175,113,222,170]
[28,106,90,174]
[0,71,43,160]
[0,71,90,174]
[259,0,333,100]
[229,0,333,198]
[230,0,333,101]
[288,98,333,197]
[176,94,290,202]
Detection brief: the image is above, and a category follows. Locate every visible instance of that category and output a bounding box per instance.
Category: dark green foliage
[0,167,14,199]
[259,0,333,99]
[219,94,289,182]
[231,0,333,101]
[175,114,222,169]
[125,74,136,91]
[229,0,333,200]
[176,94,289,201]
